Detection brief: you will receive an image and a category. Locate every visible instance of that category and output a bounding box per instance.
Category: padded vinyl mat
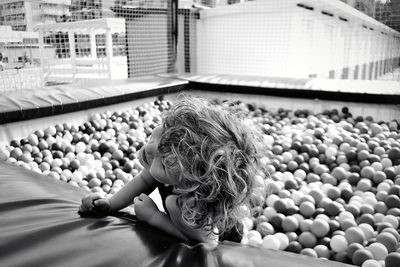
[0,160,355,267]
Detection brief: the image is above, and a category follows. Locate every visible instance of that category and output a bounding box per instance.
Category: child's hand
[79,193,110,215]
[134,193,159,223]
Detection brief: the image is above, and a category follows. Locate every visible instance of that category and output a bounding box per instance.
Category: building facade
[340,0,376,17]
[70,0,116,21]
[0,0,71,31]
[375,0,392,26]
[390,0,400,32]
[375,0,400,33]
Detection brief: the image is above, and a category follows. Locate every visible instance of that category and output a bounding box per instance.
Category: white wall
[195,0,400,80]
[196,1,293,77]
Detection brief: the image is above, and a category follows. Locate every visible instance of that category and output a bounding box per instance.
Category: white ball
[75,142,86,154]
[361,259,382,267]
[247,230,263,247]
[366,242,388,261]
[262,235,280,250]
[263,207,277,219]
[78,165,89,177]
[274,232,289,250]
[382,215,399,228]
[266,194,280,208]
[330,235,348,253]
[338,211,355,223]
[0,146,10,160]
[358,223,375,241]
[71,171,83,182]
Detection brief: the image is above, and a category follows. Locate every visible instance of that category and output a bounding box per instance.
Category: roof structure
[34,18,126,34]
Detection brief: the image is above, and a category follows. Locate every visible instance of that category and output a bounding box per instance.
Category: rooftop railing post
[167,0,178,73]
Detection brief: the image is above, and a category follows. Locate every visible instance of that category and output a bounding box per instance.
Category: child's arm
[162,195,218,245]
[134,193,189,241]
[108,168,157,211]
[134,194,217,245]
[80,168,157,214]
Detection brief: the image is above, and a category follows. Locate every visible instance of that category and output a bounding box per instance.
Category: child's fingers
[78,205,86,213]
[81,197,94,211]
[133,196,141,205]
[79,202,93,214]
[80,193,103,213]
[94,198,110,212]
[138,193,149,201]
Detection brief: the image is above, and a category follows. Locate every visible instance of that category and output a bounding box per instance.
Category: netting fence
[0,0,399,92]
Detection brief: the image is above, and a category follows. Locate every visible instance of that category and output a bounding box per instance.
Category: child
[79,96,261,245]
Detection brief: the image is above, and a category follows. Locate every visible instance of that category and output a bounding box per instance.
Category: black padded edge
[0,84,187,124]
[187,81,400,105]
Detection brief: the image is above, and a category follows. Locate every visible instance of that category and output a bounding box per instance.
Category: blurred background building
[0,0,72,31]
[340,0,376,17]
[70,0,115,21]
[386,0,400,31]
[0,0,399,90]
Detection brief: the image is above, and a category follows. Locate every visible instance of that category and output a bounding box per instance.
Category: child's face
[138,126,179,186]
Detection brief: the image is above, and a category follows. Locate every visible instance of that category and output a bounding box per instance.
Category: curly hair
[158,95,261,237]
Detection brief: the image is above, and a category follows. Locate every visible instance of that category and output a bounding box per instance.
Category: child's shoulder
[157,183,174,213]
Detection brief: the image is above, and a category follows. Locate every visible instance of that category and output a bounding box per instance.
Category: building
[375,0,400,33]
[0,25,58,91]
[375,0,392,26]
[70,0,115,21]
[0,0,71,32]
[340,0,376,17]
[0,25,57,67]
[390,0,400,32]
[35,18,128,83]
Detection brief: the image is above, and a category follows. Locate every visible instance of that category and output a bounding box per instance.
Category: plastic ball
[358,223,375,242]
[300,248,318,258]
[285,232,298,242]
[262,235,280,250]
[345,226,366,245]
[361,259,383,267]
[347,243,364,261]
[298,231,317,248]
[263,206,277,219]
[352,248,374,266]
[325,146,338,158]
[247,230,263,247]
[366,242,388,261]
[381,228,400,242]
[382,215,399,229]
[376,232,398,253]
[266,195,280,209]
[385,252,400,267]
[310,218,330,238]
[281,216,299,232]
[338,211,355,223]
[299,201,315,218]
[330,235,348,253]
[274,232,289,250]
[286,241,302,254]
[256,222,275,237]
[313,244,330,259]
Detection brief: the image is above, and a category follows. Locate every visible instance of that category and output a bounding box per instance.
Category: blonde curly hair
[158,96,261,238]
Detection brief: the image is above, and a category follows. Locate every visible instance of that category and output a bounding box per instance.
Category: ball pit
[0,96,399,267]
